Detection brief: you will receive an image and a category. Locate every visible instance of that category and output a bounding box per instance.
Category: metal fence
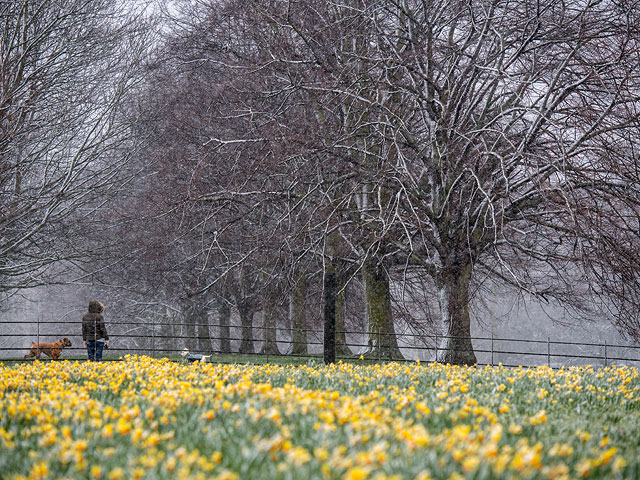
[1,318,639,368]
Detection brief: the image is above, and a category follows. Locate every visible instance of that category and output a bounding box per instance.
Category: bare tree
[0,0,150,295]
[332,0,640,362]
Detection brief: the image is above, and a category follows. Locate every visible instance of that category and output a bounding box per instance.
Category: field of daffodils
[1,356,638,480]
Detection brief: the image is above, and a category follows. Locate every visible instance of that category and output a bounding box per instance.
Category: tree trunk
[323,270,336,364]
[436,263,477,365]
[170,309,179,355]
[238,302,255,354]
[260,285,280,355]
[183,306,198,351]
[218,301,231,353]
[196,308,210,352]
[183,302,209,352]
[363,259,402,360]
[289,274,308,355]
[335,269,352,356]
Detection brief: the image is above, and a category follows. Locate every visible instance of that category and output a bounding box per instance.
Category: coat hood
[88,301,104,314]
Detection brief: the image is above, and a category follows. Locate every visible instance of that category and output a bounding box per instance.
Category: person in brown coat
[82,301,109,361]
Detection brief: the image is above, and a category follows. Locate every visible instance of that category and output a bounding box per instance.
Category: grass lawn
[4,351,376,366]
[1,356,638,479]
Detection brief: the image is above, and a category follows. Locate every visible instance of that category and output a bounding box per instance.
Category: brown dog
[24,338,72,360]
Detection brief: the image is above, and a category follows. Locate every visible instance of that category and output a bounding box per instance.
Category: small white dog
[180,348,212,363]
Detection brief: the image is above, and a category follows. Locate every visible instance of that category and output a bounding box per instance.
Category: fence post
[547,337,550,367]
[37,316,40,356]
[604,341,608,367]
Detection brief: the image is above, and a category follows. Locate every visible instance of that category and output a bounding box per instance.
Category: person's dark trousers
[86,340,105,361]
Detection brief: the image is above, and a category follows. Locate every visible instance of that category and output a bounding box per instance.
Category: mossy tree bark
[325,231,352,356]
[260,284,280,355]
[436,262,477,365]
[363,258,402,360]
[183,305,197,351]
[218,300,231,353]
[335,268,352,356]
[162,306,178,354]
[196,307,211,352]
[237,301,255,354]
[182,302,209,352]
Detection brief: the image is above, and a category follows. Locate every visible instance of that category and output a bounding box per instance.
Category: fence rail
[1,319,639,368]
